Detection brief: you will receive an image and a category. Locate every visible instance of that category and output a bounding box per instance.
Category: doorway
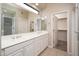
[52,11,68,52]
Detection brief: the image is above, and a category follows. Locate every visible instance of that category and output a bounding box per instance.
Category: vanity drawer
[4,39,33,56]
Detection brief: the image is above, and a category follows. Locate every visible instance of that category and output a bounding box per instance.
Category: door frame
[50,10,71,55]
[72,3,79,56]
[0,4,1,56]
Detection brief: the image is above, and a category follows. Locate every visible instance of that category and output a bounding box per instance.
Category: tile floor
[39,48,68,56]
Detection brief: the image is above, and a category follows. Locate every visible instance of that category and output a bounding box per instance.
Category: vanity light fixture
[16,3,39,14]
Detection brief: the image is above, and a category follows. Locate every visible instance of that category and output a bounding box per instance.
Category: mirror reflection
[1,3,47,36]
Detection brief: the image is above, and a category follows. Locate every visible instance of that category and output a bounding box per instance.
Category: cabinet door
[44,38,48,48]
[23,44,34,56]
[40,38,44,52]
[8,49,24,56]
[40,35,48,52]
[41,38,46,51]
[46,38,48,47]
[33,38,41,55]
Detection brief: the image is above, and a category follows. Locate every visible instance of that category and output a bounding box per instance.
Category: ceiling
[30,3,47,11]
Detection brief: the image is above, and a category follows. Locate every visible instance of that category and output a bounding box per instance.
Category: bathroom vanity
[1,31,48,56]
[0,4,48,56]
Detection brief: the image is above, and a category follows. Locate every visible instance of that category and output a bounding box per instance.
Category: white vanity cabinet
[1,47,24,56]
[33,34,48,55]
[34,38,41,55]
[23,42,35,56]
[1,32,48,56]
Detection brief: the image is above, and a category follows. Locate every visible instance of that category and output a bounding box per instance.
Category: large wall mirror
[1,3,29,36]
[1,4,16,36]
[0,3,47,36]
[36,17,47,31]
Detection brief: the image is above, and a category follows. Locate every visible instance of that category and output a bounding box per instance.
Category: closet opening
[53,11,67,52]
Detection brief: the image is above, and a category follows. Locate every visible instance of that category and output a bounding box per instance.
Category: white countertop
[1,31,48,49]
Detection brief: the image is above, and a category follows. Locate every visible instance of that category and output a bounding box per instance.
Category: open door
[72,3,79,56]
[75,3,79,56]
[76,4,79,55]
[0,4,1,56]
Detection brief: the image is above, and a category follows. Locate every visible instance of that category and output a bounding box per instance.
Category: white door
[0,4,1,56]
[76,4,79,56]
[73,3,79,55]
[71,3,79,56]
